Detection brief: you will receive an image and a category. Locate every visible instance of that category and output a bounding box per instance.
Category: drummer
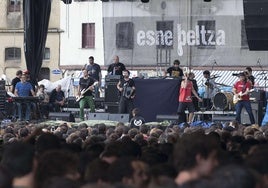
[202,70,216,121]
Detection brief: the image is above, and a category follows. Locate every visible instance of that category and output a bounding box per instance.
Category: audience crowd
[0,120,267,188]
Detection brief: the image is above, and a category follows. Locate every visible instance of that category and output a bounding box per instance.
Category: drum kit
[203,75,234,111]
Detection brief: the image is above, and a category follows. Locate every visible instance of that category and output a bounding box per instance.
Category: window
[116,22,134,49]
[8,0,21,12]
[197,20,216,49]
[156,21,174,49]
[5,47,21,61]
[82,23,95,49]
[241,20,249,49]
[43,48,50,60]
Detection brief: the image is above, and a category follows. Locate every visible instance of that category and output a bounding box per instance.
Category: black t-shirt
[119,78,135,99]
[108,62,126,75]
[11,77,21,93]
[167,66,183,77]
[79,76,95,96]
[130,116,146,128]
[86,63,101,81]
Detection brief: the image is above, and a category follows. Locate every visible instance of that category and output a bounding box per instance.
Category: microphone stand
[257,59,267,91]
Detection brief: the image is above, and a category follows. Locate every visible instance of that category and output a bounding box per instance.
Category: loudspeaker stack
[104,75,121,113]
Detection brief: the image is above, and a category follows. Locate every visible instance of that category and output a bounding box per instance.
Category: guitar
[233,89,254,104]
[76,82,98,102]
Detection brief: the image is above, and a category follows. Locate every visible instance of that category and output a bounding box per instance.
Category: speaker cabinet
[88,113,109,120]
[109,113,129,123]
[105,103,119,114]
[105,82,119,103]
[48,112,75,122]
[243,0,268,50]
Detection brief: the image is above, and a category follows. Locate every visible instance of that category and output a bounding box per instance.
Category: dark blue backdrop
[134,79,180,122]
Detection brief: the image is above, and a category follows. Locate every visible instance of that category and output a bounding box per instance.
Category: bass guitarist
[77,69,96,121]
[233,72,255,124]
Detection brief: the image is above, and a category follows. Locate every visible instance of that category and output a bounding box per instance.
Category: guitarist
[77,69,96,121]
[233,72,255,124]
[117,70,135,117]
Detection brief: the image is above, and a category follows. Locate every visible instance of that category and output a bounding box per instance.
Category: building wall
[0,0,61,83]
[60,1,104,67]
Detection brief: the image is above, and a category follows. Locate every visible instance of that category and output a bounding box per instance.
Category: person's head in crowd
[210,164,258,188]
[128,128,139,139]
[100,141,122,164]
[139,125,149,135]
[60,123,69,134]
[133,133,148,147]
[34,150,80,188]
[84,158,110,186]
[97,123,107,135]
[173,132,219,185]
[1,142,35,188]
[120,139,142,158]
[107,156,149,188]
[2,133,15,144]
[0,165,12,188]
[18,127,29,139]
[35,132,61,157]
[245,144,268,188]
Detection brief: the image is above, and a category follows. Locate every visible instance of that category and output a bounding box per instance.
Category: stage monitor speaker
[88,113,109,120]
[156,114,179,122]
[105,103,119,114]
[48,112,75,122]
[109,113,129,123]
[105,82,119,103]
[243,0,268,50]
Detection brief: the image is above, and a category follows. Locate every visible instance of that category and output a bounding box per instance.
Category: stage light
[204,0,212,2]
[62,0,72,4]
[141,0,150,3]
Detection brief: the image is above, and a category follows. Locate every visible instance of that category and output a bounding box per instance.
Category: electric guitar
[76,82,98,102]
[233,89,254,104]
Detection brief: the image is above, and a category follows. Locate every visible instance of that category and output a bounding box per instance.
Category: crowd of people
[1,56,268,188]
[0,118,267,188]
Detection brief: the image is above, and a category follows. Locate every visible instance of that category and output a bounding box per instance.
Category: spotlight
[141,0,150,3]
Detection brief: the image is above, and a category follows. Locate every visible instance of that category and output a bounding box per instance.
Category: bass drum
[213,92,234,110]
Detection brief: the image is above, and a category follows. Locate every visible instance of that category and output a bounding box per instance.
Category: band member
[245,67,255,88]
[165,59,184,78]
[14,74,35,121]
[107,55,126,76]
[233,72,255,124]
[117,70,135,117]
[49,85,65,112]
[202,70,216,120]
[77,69,97,121]
[84,56,102,97]
[177,72,202,124]
[188,72,200,111]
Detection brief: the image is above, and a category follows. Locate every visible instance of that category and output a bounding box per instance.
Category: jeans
[17,102,31,121]
[118,97,134,117]
[79,95,95,121]
[235,100,255,124]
